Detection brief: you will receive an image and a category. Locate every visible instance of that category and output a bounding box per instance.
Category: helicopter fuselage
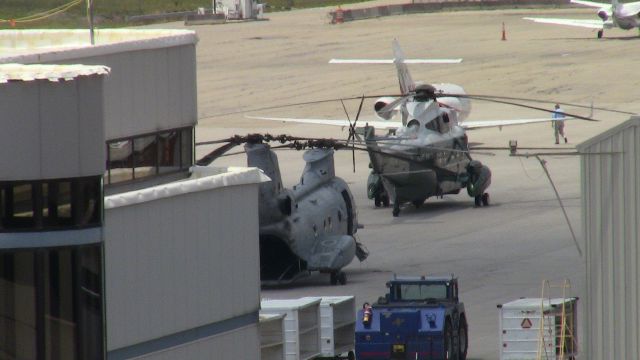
[366,98,480,216]
[246,144,364,285]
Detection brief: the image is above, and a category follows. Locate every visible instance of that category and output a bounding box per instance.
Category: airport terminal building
[0,30,265,359]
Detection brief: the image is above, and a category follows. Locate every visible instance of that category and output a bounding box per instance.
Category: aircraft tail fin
[392,39,416,95]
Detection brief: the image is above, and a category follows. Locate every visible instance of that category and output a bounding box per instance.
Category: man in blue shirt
[552,104,567,144]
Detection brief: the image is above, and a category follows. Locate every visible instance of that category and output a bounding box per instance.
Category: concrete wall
[0,76,105,180]
[103,180,261,359]
[578,116,640,360]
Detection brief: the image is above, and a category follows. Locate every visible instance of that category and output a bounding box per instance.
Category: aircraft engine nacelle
[432,83,471,123]
[374,97,399,121]
[598,9,609,21]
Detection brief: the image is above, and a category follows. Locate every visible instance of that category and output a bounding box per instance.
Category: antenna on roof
[86,0,95,45]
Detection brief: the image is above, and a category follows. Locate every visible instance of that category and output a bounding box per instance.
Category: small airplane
[248,40,592,216]
[524,0,640,38]
[196,134,368,285]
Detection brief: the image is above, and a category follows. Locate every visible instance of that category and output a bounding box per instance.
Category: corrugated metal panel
[0,63,109,82]
[0,76,105,180]
[579,116,640,360]
[104,182,261,351]
[70,45,197,140]
[5,37,197,141]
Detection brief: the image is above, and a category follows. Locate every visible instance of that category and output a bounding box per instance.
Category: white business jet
[524,0,640,38]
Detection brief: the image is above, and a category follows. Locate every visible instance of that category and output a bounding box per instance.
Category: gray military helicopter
[196,134,368,285]
[249,40,598,216]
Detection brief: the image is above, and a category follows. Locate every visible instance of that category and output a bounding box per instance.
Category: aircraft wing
[329,59,463,64]
[523,17,606,29]
[622,2,640,13]
[461,117,570,130]
[570,0,608,8]
[246,115,402,130]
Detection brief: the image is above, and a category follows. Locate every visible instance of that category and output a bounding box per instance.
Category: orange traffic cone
[501,22,507,41]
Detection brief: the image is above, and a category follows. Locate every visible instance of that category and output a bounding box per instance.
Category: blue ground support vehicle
[354,275,468,360]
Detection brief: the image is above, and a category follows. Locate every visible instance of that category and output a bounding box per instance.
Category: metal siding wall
[583,120,640,359]
[77,77,106,177]
[623,127,639,359]
[134,325,259,360]
[104,184,260,353]
[39,80,80,178]
[47,45,197,140]
[0,78,105,181]
[0,82,40,180]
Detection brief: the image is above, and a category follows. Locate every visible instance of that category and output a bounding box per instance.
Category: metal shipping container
[261,298,321,360]
[302,296,356,357]
[260,313,286,360]
[498,298,578,360]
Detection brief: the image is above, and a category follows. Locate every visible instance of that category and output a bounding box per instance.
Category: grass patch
[0,0,373,28]
[1,0,213,28]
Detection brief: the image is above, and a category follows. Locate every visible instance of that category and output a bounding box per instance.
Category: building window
[0,177,101,233]
[105,126,193,185]
[0,245,104,360]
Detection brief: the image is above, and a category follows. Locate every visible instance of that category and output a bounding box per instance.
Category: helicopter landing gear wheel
[482,193,490,206]
[474,195,482,208]
[330,271,347,285]
[392,201,400,217]
[412,198,426,208]
[597,29,603,38]
[338,272,347,285]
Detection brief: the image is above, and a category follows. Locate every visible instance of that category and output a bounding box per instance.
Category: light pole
[86,0,95,45]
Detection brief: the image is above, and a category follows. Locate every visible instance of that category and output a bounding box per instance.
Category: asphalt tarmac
[179,5,638,358]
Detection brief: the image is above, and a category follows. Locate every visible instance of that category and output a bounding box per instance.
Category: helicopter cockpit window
[438,115,450,133]
[425,119,439,132]
[407,119,420,130]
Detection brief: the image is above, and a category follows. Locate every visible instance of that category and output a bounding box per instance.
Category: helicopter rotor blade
[196,141,241,166]
[339,98,353,143]
[437,93,600,122]
[355,139,496,156]
[454,93,635,116]
[351,95,366,172]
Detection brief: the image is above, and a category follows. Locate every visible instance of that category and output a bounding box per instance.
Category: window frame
[0,176,102,233]
[105,126,194,186]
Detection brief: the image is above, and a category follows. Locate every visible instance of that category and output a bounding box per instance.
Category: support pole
[87,0,95,45]
[535,155,583,257]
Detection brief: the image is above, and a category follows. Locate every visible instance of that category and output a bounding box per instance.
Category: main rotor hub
[414,84,437,102]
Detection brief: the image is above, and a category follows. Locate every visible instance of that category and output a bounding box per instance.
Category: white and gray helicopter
[249,40,595,216]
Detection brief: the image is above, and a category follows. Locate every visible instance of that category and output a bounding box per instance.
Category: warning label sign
[521,318,533,329]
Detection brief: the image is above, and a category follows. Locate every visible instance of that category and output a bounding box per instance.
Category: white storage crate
[498,298,578,360]
[261,298,321,360]
[260,313,285,360]
[302,296,356,356]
